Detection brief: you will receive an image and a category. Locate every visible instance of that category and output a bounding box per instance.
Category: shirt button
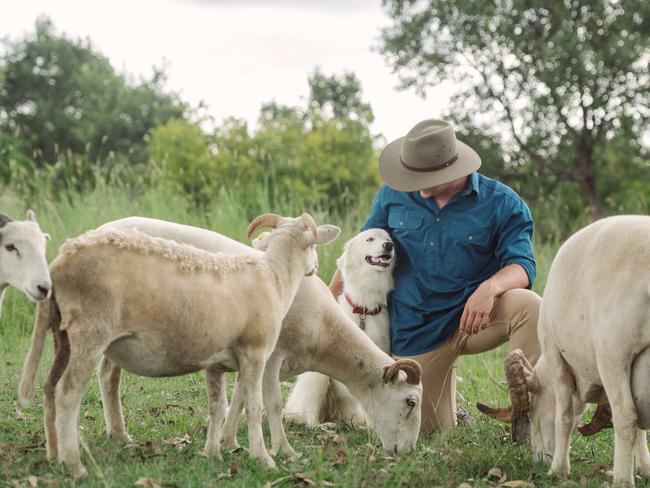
[429,241,434,246]
[399,221,404,226]
[435,217,440,222]
[468,235,473,240]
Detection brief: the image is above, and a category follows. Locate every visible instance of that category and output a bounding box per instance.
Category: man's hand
[460,281,498,335]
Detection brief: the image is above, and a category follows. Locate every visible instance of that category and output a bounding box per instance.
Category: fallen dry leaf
[83,411,95,421]
[28,476,38,487]
[487,467,507,483]
[134,478,161,488]
[499,481,535,488]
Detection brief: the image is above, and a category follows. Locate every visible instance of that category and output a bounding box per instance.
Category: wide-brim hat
[379,119,481,192]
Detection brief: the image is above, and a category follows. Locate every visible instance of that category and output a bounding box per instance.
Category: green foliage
[379,0,650,219]
[0,17,186,166]
[148,119,216,205]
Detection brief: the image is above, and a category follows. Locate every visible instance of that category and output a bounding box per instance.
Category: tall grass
[0,177,624,487]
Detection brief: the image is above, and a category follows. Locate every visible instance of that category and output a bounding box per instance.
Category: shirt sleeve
[360,186,390,232]
[495,197,536,288]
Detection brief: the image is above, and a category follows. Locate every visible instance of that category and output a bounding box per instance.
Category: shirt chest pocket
[442,226,494,279]
[387,207,426,252]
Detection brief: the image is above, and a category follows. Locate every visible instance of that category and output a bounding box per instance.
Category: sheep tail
[19,293,60,408]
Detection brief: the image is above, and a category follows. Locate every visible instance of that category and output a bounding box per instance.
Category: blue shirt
[360,172,536,356]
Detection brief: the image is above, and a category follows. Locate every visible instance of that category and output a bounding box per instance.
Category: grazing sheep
[23,217,423,459]
[20,213,340,479]
[479,216,650,487]
[283,228,395,428]
[0,210,51,314]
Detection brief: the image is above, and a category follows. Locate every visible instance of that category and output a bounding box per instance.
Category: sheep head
[364,358,422,456]
[0,210,51,301]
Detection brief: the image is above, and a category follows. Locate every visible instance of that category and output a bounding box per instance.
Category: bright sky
[0,0,455,144]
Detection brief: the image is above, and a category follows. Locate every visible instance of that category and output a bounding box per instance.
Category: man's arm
[459,263,529,334]
[461,197,535,335]
[329,268,344,298]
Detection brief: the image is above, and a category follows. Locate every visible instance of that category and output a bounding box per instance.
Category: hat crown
[400,119,458,171]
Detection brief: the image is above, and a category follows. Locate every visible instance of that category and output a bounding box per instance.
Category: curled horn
[0,213,14,228]
[383,359,422,386]
[577,403,612,437]
[299,213,318,241]
[247,213,282,239]
[505,349,533,442]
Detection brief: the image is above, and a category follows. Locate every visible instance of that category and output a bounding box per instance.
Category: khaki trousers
[396,288,542,434]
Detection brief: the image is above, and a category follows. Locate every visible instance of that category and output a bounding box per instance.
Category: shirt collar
[459,172,480,197]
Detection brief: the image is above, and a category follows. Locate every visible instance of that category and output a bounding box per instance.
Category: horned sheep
[481,216,650,487]
[0,210,51,314]
[20,216,423,462]
[19,213,340,479]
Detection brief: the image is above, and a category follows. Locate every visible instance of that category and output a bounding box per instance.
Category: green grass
[0,185,637,487]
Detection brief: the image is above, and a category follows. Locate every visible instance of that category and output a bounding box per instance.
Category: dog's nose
[383,241,394,252]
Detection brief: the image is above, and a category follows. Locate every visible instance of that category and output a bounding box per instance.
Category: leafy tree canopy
[379,0,650,218]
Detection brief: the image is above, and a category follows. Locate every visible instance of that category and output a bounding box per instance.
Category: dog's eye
[366,237,374,242]
[5,244,17,253]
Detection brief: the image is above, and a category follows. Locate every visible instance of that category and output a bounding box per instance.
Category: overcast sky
[0,0,455,144]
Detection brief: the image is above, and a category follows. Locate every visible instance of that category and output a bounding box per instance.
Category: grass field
[0,186,632,487]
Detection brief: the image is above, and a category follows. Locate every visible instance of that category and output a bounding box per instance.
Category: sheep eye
[406,397,416,408]
[5,244,17,253]
[366,237,374,242]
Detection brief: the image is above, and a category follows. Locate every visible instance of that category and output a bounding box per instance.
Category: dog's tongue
[369,256,382,265]
[379,255,392,263]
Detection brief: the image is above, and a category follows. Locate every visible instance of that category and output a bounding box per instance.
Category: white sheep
[20,216,423,459]
[479,216,650,487]
[19,213,340,479]
[0,210,51,314]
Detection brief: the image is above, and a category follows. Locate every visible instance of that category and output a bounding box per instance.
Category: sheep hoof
[72,465,88,481]
[256,453,277,470]
[202,446,223,460]
[108,431,133,444]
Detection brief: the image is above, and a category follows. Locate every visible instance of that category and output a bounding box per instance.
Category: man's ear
[315,225,341,245]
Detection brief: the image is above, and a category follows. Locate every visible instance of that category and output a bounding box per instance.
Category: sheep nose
[37,284,51,298]
[383,241,394,252]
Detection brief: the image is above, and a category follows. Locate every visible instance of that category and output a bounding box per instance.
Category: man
[330,119,541,433]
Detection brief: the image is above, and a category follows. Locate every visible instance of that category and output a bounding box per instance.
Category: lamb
[0,210,51,314]
[479,216,650,487]
[19,213,340,479]
[21,216,423,462]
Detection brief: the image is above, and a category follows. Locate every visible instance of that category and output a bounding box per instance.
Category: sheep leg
[635,429,650,477]
[43,328,71,462]
[54,349,102,481]
[220,376,243,451]
[550,380,575,477]
[97,356,132,443]
[263,359,297,459]
[239,351,276,469]
[203,367,228,459]
[600,366,638,488]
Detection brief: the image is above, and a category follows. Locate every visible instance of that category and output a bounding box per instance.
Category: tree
[379,0,650,219]
[0,17,186,166]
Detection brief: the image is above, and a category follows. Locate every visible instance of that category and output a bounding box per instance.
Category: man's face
[419,177,466,199]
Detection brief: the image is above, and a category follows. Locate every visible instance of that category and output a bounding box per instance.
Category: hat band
[400,153,458,173]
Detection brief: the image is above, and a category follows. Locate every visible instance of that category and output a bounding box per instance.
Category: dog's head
[337,228,395,276]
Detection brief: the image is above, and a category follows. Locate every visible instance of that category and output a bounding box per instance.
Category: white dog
[282,228,395,427]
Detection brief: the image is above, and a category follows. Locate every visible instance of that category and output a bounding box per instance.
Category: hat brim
[379,137,482,192]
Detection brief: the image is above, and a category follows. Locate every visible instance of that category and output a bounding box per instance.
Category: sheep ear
[26,209,36,221]
[315,225,341,245]
[0,213,14,228]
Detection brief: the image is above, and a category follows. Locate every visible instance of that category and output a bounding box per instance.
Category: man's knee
[501,288,541,322]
